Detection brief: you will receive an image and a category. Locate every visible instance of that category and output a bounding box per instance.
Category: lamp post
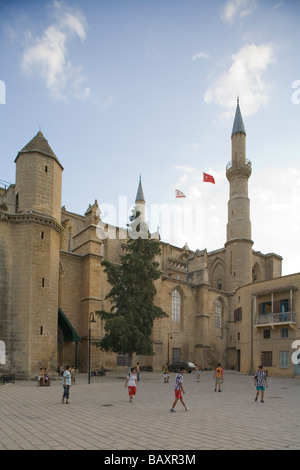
[168,333,173,364]
[88,312,96,384]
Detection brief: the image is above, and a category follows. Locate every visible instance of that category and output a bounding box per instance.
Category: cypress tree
[95,208,167,367]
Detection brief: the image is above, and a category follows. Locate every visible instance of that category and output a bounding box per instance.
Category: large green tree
[95,210,168,367]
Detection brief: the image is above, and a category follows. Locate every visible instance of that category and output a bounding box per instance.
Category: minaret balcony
[226,158,252,180]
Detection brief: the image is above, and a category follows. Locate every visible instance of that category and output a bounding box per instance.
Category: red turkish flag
[175,189,186,198]
[203,172,215,184]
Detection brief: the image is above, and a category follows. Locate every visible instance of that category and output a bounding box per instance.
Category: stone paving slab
[0,370,299,453]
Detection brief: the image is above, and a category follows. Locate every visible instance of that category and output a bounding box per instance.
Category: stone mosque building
[1,100,300,379]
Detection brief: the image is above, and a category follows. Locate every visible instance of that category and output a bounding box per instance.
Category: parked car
[168,361,196,373]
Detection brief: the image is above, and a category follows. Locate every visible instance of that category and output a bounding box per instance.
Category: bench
[39,377,50,386]
[91,368,107,376]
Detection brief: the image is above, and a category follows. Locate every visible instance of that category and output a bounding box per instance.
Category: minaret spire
[135,174,145,204]
[231,96,246,138]
[134,174,145,224]
[225,98,253,291]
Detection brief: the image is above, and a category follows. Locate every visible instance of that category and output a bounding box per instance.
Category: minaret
[225,98,253,291]
[135,174,145,222]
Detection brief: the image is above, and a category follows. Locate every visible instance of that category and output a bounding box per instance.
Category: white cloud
[101,96,114,109]
[273,1,285,10]
[204,43,276,117]
[220,0,257,25]
[192,52,209,61]
[250,167,300,275]
[21,1,89,102]
[174,165,196,174]
[53,0,86,40]
[167,165,300,275]
[158,165,227,250]
[187,142,202,151]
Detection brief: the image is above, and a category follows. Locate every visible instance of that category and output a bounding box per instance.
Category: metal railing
[255,311,295,326]
[226,158,252,170]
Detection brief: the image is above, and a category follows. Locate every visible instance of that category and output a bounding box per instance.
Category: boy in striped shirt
[170,367,189,412]
[254,365,268,403]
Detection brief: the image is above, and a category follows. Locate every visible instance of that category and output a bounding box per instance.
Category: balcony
[254,311,296,329]
[226,158,252,170]
[226,159,252,181]
[252,284,298,330]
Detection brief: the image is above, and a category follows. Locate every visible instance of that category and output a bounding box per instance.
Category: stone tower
[12,131,63,378]
[225,99,253,292]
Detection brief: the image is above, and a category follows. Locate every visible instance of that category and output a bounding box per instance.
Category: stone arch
[171,285,185,323]
[252,262,262,282]
[61,219,75,252]
[209,257,226,290]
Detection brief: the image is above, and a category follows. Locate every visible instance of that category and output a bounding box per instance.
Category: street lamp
[88,312,96,384]
[168,333,173,364]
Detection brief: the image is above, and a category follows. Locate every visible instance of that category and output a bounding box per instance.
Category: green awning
[58,308,81,342]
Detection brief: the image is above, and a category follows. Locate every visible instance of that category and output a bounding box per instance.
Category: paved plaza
[0,369,299,453]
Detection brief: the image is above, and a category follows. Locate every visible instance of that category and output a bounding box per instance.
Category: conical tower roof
[231,98,246,137]
[15,130,63,169]
[135,175,145,203]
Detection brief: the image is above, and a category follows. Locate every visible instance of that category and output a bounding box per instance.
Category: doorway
[237,349,241,372]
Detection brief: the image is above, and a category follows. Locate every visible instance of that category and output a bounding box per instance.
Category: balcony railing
[226,158,252,170]
[255,311,295,326]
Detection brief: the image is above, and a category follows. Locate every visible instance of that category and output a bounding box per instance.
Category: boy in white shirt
[125,367,138,403]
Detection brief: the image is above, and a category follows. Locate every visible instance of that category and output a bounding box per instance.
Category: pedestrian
[214,363,224,392]
[44,368,50,385]
[170,367,189,412]
[163,362,170,383]
[125,367,137,403]
[136,362,141,382]
[254,365,268,403]
[37,367,44,386]
[62,365,72,404]
[195,364,201,382]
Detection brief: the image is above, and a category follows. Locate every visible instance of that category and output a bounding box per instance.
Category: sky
[0,0,300,276]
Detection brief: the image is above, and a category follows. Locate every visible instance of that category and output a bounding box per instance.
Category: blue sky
[1,0,300,275]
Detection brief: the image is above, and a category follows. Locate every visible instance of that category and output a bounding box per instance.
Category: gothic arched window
[172,289,181,323]
[0,340,6,364]
[215,299,222,329]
